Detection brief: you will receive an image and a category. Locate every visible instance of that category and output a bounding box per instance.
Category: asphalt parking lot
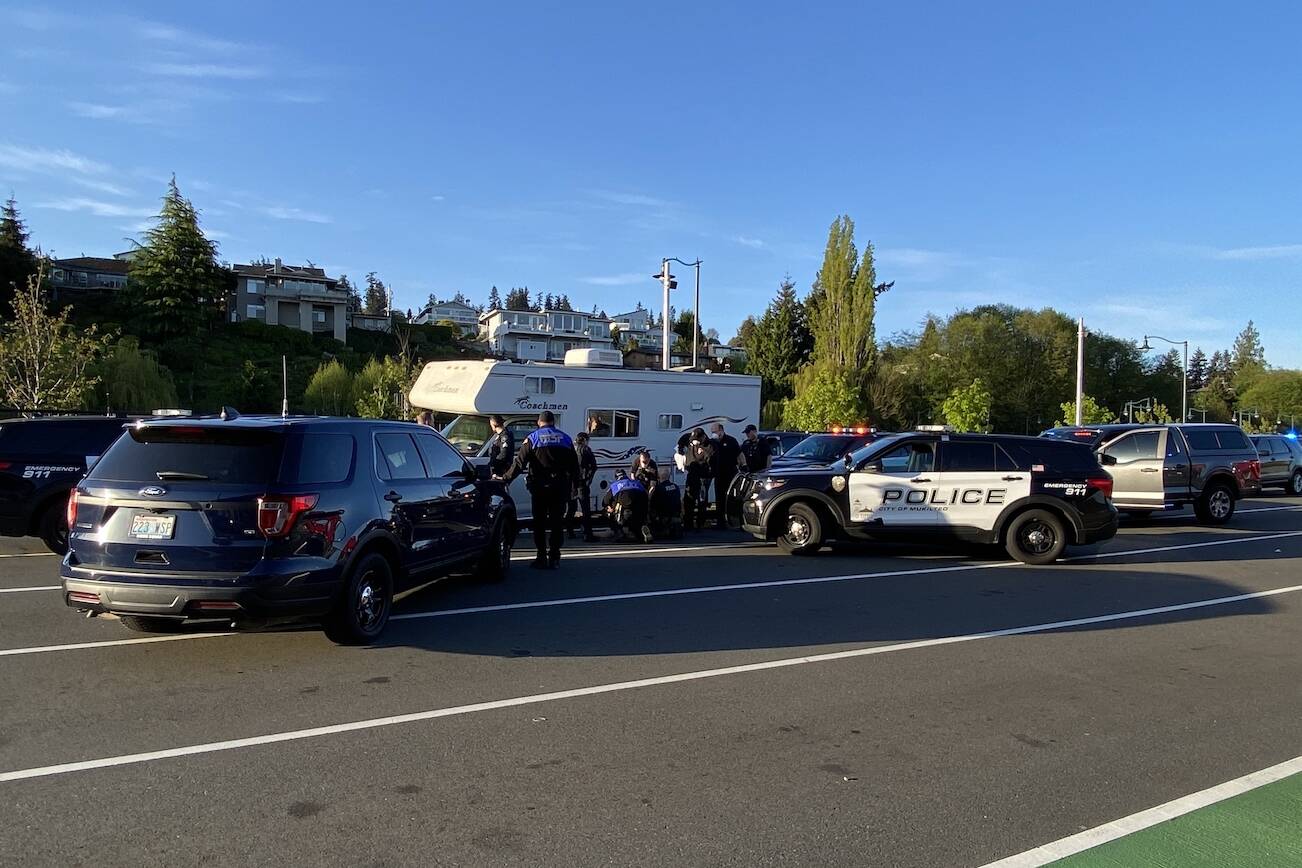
[2,499,1301,867]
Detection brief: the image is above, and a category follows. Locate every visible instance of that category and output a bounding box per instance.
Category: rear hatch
[70,424,286,575]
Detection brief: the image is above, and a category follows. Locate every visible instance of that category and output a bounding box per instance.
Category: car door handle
[1141,468,1160,473]
[383,490,403,503]
[1001,475,1024,481]
[911,477,932,483]
[1171,464,1187,470]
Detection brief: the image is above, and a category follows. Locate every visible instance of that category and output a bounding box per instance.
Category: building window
[74,271,89,287]
[246,278,264,295]
[313,309,327,324]
[585,409,639,438]
[658,414,683,430]
[247,304,265,320]
[524,376,556,394]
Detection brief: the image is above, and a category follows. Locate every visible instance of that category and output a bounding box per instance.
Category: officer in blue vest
[502,410,579,569]
[603,470,653,544]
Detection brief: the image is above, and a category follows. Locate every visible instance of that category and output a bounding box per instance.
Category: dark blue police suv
[61,416,516,644]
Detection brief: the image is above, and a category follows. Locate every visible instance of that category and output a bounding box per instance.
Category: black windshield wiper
[156,470,210,480]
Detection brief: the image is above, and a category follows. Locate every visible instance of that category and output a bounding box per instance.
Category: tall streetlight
[653,257,703,371]
[1140,334,1188,424]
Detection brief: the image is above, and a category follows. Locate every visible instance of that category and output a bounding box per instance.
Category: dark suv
[0,415,128,553]
[741,431,1117,564]
[61,417,516,644]
[1251,434,1302,495]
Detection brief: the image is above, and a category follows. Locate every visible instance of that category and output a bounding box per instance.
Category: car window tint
[1183,429,1220,451]
[1166,430,1185,458]
[878,442,934,473]
[940,441,995,472]
[414,434,468,478]
[1216,429,1251,450]
[0,420,124,455]
[995,445,1020,471]
[375,432,426,480]
[88,426,284,484]
[285,433,355,484]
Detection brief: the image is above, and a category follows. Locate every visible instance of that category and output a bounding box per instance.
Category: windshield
[783,434,873,463]
[845,433,910,468]
[87,425,285,484]
[441,414,492,456]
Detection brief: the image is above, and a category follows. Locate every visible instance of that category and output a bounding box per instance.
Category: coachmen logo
[139,486,167,497]
[513,395,569,411]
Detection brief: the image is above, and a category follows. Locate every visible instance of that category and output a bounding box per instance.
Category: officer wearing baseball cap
[739,425,771,473]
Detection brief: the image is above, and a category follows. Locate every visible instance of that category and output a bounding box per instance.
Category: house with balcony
[479,308,615,362]
[49,253,132,300]
[413,298,479,335]
[609,307,664,350]
[229,259,348,343]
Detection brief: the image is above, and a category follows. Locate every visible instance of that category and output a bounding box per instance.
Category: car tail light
[1087,476,1114,499]
[66,489,80,528]
[0,461,11,471]
[256,494,318,538]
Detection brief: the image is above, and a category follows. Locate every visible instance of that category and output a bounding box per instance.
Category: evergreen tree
[0,196,38,312]
[487,285,502,310]
[533,290,544,311]
[505,287,531,310]
[1230,320,1267,383]
[556,294,572,311]
[747,276,813,402]
[452,291,468,305]
[1207,350,1230,380]
[363,272,388,315]
[124,179,228,339]
[1187,347,1208,391]
[544,292,555,311]
[338,274,361,312]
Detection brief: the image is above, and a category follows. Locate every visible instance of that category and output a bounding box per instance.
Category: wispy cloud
[272,92,325,104]
[35,197,155,218]
[0,144,108,175]
[69,177,132,196]
[587,190,671,209]
[262,205,333,224]
[431,194,446,202]
[875,247,971,283]
[67,99,178,126]
[1211,244,1302,261]
[733,235,765,249]
[1091,301,1226,334]
[142,62,267,80]
[580,272,649,287]
[133,21,249,54]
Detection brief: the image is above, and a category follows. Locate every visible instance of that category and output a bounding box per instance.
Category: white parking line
[979,753,1302,867]
[3,529,1299,657]
[3,582,1300,784]
[0,585,59,594]
[0,551,56,559]
[394,530,1302,622]
[1149,504,1302,520]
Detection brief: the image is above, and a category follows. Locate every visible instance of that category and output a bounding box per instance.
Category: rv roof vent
[564,348,624,368]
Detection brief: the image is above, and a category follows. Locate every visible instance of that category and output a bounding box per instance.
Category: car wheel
[1290,470,1302,497]
[776,502,823,555]
[39,500,69,555]
[1194,483,1236,525]
[119,615,186,634]
[476,517,513,583]
[323,552,394,645]
[1005,509,1067,565]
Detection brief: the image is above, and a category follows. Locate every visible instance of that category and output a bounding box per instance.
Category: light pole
[1124,397,1152,423]
[652,260,677,371]
[655,257,703,370]
[1140,334,1188,426]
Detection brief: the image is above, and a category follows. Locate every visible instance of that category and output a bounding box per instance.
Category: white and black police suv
[739,428,1118,564]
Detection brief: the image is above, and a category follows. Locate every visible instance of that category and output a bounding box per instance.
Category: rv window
[524,376,556,395]
[585,409,640,438]
[658,414,683,430]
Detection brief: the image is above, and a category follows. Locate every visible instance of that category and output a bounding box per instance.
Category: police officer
[677,427,715,530]
[710,423,742,529]
[501,411,578,569]
[739,424,771,473]
[568,431,598,542]
[603,471,653,543]
[487,414,515,477]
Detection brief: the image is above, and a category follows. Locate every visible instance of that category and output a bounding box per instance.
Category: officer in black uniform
[677,427,715,530]
[487,415,515,477]
[739,424,771,473]
[567,432,598,542]
[502,411,578,569]
[710,423,742,528]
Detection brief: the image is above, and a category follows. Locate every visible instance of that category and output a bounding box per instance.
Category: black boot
[530,554,548,569]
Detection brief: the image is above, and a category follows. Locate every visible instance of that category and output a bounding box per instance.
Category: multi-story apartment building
[480,308,615,362]
[413,299,479,335]
[229,259,348,342]
[609,307,664,350]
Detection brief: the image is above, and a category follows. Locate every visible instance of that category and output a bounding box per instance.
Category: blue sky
[3,1,1301,365]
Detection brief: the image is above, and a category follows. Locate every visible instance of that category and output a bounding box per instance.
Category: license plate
[130,514,176,540]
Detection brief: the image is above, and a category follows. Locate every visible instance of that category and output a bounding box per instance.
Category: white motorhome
[408,348,761,519]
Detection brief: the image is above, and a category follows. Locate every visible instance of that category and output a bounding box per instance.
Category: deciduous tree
[304,359,354,415]
[942,378,993,432]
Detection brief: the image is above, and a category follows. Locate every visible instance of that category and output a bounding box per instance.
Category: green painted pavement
[1052,772,1302,867]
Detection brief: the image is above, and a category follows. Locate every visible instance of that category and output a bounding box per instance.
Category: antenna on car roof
[281,355,288,419]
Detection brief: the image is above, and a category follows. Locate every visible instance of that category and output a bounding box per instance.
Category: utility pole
[692,261,701,369]
[654,259,677,371]
[1075,318,1086,427]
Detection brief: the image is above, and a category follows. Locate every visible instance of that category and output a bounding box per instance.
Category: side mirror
[859,460,882,473]
[1098,453,1117,466]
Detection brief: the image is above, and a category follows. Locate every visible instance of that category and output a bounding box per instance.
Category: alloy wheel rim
[786,516,810,546]
[1210,491,1231,519]
[1020,520,1056,555]
[1293,474,1302,494]
[355,572,385,631]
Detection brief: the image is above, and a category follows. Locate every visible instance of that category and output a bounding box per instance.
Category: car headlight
[762,478,786,491]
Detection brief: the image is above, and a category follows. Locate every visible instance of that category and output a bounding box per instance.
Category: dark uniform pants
[612,492,648,535]
[714,470,735,527]
[684,468,713,529]
[567,483,593,536]
[530,485,568,560]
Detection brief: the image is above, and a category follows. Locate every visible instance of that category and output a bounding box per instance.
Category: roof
[233,263,332,281]
[53,257,130,274]
[133,416,421,430]
[428,299,476,311]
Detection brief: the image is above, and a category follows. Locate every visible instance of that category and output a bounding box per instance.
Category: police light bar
[916,424,954,432]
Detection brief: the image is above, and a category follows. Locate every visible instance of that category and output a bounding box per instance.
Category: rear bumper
[60,563,343,620]
[1081,509,1119,544]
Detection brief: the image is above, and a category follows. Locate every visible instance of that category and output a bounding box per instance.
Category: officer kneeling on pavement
[500,411,578,569]
[603,470,653,544]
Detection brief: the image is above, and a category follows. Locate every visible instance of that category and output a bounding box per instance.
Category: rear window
[87,425,285,484]
[282,433,355,485]
[1183,428,1252,451]
[0,419,125,456]
[1001,440,1101,473]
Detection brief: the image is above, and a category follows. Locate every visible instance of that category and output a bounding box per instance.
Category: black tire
[475,516,514,583]
[1194,482,1236,525]
[1289,470,1302,497]
[1005,509,1068,565]
[775,502,823,555]
[119,615,186,633]
[1122,509,1153,520]
[323,552,394,645]
[38,499,69,555]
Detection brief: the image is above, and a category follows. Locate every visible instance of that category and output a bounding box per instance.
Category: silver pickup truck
[1097,423,1262,524]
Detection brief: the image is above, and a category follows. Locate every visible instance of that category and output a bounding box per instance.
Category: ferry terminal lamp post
[1139,334,1189,423]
